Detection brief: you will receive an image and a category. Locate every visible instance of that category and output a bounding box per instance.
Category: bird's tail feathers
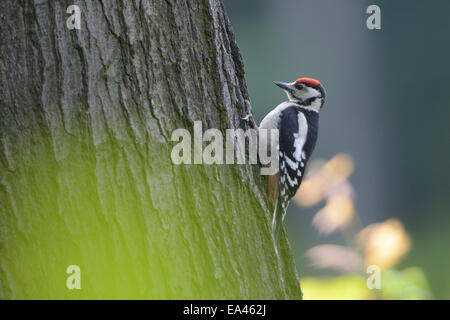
[272,196,285,248]
[267,173,280,204]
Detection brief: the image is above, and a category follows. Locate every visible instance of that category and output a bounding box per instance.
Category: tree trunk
[0,0,301,299]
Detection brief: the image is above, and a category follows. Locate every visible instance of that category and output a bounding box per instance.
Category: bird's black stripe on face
[316,84,326,100]
[290,83,325,107]
[290,90,303,103]
[315,84,326,108]
[302,96,317,106]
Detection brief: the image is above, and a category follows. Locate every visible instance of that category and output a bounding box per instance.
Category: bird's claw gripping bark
[241,100,257,128]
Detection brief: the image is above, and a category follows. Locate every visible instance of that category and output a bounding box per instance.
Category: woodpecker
[247,77,326,245]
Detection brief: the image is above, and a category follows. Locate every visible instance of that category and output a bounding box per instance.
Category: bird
[246,77,326,247]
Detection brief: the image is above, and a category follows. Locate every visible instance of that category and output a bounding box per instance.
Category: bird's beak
[274,81,291,91]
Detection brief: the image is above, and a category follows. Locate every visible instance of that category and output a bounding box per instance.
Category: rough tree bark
[0,0,301,299]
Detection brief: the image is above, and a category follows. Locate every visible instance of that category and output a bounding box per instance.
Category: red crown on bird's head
[295,77,320,87]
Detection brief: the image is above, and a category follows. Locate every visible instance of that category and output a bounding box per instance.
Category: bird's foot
[241,100,257,128]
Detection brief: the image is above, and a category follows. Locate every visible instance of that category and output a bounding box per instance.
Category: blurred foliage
[294,154,432,299]
[357,218,411,270]
[302,267,431,300]
[301,276,373,300]
[381,268,432,300]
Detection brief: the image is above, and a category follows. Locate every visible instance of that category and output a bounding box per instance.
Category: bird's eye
[295,83,304,90]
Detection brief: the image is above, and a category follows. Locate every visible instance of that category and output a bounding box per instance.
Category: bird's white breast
[259,101,297,129]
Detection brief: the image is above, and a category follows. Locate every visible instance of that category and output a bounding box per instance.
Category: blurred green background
[225,0,450,299]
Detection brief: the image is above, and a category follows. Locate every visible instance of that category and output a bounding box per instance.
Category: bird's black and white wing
[278,106,310,209]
